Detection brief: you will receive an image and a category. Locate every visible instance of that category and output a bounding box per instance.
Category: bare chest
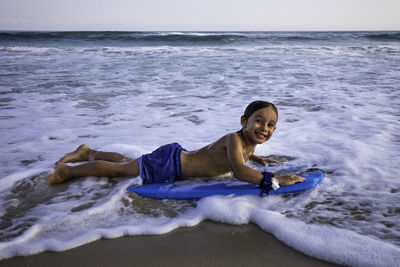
[242,147,254,162]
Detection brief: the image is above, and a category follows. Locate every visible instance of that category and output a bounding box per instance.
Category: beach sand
[0,221,339,267]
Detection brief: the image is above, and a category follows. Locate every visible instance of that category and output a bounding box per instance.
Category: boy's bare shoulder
[207,132,241,150]
[224,132,242,144]
[213,132,239,143]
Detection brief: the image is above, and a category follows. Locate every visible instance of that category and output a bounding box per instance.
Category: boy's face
[241,107,277,144]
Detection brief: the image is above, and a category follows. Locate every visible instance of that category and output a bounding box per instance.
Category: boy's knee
[118,160,139,177]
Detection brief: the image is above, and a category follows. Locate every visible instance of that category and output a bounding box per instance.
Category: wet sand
[0,221,340,267]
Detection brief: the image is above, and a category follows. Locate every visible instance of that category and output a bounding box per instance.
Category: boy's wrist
[260,171,280,191]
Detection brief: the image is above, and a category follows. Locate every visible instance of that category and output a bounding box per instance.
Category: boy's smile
[241,107,277,145]
[255,131,268,141]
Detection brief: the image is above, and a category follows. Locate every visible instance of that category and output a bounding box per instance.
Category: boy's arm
[226,134,304,186]
[226,134,264,185]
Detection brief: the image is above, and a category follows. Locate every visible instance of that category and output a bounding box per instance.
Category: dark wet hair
[242,100,278,120]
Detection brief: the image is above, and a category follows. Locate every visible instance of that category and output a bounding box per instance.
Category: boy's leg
[47,159,140,185]
[56,144,129,164]
[93,151,128,162]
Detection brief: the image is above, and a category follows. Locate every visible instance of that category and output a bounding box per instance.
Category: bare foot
[56,144,92,165]
[46,163,70,185]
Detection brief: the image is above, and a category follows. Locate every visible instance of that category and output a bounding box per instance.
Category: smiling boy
[47,101,304,189]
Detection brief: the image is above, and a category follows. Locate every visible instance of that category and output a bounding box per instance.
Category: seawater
[0,31,399,266]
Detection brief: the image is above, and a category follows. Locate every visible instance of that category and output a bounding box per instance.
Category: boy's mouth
[255,131,268,140]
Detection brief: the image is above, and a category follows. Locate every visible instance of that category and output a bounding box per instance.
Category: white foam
[0,168,50,193]
[0,46,57,53]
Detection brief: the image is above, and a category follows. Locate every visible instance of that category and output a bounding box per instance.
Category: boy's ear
[240,116,247,127]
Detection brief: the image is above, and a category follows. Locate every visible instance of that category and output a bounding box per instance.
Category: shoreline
[0,221,340,267]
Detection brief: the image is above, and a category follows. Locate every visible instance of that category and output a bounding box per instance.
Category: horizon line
[1,29,399,32]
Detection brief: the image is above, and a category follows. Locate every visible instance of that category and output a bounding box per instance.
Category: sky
[0,0,399,31]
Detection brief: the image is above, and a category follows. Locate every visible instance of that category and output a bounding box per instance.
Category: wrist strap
[260,171,274,195]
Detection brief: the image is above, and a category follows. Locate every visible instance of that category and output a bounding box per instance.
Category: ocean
[0,31,399,266]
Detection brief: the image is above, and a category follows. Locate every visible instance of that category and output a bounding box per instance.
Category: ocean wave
[0,31,248,44]
[1,31,399,45]
[363,32,400,41]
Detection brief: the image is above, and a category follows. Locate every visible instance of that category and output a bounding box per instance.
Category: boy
[47,101,304,191]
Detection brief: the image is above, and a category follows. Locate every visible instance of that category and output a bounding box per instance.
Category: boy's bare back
[181,133,245,177]
[181,132,262,184]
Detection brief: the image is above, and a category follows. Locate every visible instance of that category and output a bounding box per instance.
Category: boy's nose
[261,123,268,131]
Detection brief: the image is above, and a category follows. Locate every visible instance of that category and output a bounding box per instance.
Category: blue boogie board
[128,166,325,200]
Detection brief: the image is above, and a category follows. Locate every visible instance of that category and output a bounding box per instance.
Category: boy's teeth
[257,132,266,138]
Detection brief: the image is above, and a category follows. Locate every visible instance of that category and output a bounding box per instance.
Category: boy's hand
[250,155,267,166]
[251,155,283,166]
[265,159,283,165]
[276,174,305,186]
